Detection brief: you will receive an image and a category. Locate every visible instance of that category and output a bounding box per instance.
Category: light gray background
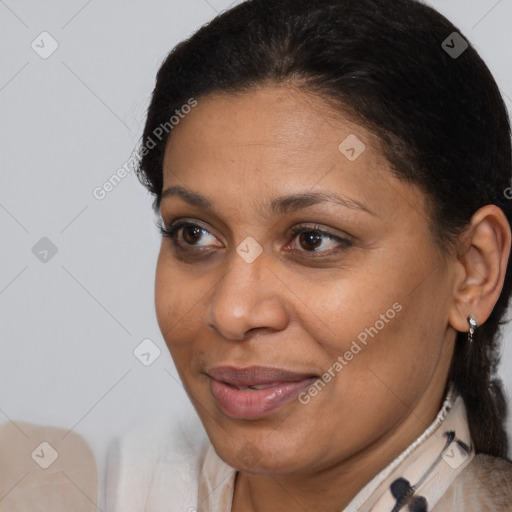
[1,0,511,509]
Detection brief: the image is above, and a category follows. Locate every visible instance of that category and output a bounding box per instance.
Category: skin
[154,84,511,512]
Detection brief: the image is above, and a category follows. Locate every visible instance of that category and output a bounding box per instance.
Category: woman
[106,0,512,510]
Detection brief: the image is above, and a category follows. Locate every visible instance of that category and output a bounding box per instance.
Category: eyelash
[157,220,353,258]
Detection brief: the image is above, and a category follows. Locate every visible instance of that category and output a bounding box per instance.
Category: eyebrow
[160,185,376,217]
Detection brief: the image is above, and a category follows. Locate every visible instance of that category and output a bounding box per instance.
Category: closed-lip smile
[206,365,318,418]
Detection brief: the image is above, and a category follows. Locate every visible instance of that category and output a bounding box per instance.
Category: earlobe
[448,205,511,334]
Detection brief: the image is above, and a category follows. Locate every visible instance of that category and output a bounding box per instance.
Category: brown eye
[288,224,353,256]
[182,225,204,245]
[298,230,323,251]
[158,220,219,250]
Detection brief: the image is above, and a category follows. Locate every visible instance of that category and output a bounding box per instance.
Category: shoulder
[105,412,210,512]
[434,453,512,511]
[0,421,97,511]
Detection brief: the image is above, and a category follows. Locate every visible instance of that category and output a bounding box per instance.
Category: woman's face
[155,85,458,474]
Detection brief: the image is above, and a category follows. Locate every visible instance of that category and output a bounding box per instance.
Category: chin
[210,433,312,475]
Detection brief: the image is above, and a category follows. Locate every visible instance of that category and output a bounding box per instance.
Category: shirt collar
[197,383,474,512]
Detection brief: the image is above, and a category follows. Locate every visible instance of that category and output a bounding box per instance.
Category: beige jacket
[0,421,97,511]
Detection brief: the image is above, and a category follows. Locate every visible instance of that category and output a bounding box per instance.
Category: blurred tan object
[0,421,98,511]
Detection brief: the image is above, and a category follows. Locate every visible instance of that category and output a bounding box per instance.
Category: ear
[448,204,511,333]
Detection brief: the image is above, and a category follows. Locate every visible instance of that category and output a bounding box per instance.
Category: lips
[206,365,318,419]
[207,365,316,386]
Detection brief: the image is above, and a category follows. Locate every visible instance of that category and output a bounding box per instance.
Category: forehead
[161,85,425,222]
[165,85,383,160]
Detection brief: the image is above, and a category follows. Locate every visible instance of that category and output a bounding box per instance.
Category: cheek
[155,252,194,349]
[305,247,447,393]
[321,265,449,415]
[154,250,213,371]
[284,257,405,354]
[154,254,174,337]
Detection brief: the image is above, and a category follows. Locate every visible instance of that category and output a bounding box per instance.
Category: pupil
[184,226,202,244]
[300,231,322,250]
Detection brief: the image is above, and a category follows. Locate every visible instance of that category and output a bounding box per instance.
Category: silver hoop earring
[467,315,478,344]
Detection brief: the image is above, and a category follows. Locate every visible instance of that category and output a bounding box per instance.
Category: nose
[207,248,289,341]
